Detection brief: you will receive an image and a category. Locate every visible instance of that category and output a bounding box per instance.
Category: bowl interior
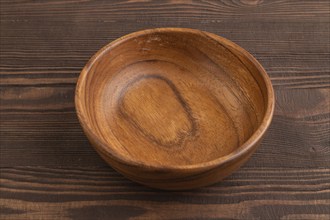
[77,29,268,168]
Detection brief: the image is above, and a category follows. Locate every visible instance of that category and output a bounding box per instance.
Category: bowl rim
[75,27,275,172]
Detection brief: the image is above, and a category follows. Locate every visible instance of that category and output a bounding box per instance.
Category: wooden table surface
[0,0,329,219]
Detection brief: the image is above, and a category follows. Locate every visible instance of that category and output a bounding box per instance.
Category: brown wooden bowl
[75,28,274,190]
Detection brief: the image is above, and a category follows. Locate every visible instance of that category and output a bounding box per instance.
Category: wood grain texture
[0,167,329,220]
[0,0,329,218]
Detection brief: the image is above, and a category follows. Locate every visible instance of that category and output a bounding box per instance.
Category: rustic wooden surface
[0,0,329,219]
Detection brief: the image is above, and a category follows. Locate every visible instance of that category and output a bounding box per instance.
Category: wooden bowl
[75,28,274,190]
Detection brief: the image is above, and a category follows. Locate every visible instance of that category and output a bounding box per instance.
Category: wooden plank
[0,0,328,22]
[1,20,329,88]
[0,167,329,219]
[1,21,328,68]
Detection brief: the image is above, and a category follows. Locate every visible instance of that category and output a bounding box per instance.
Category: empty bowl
[75,28,274,190]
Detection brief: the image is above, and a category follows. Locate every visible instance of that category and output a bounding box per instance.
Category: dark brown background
[0,0,329,219]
